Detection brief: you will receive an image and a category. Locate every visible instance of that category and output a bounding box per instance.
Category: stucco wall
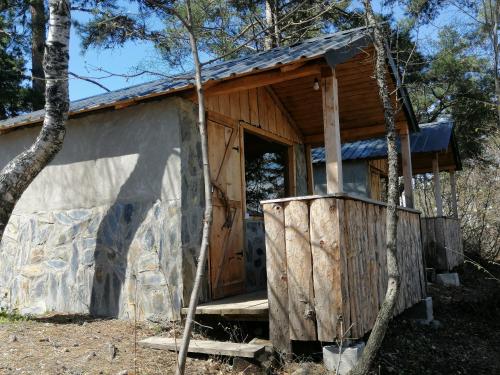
[0,97,196,321]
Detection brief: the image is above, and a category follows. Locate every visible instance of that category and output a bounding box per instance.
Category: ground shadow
[32,313,107,325]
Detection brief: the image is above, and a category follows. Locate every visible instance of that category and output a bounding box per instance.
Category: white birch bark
[176,0,213,373]
[0,0,70,241]
[350,2,401,374]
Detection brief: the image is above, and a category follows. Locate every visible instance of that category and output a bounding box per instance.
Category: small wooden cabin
[0,27,428,351]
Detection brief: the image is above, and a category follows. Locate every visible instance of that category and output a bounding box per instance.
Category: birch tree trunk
[30,0,47,109]
[176,0,213,373]
[0,0,70,242]
[349,1,401,373]
[264,0,279,49]
[492,0,500,122]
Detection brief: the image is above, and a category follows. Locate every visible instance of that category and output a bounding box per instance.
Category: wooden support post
[321,69,343,193]
[432,154,443,217]
[287,146,297,196]
[449,170,458,218]
[400,128,414,208]
[305,144,314,194]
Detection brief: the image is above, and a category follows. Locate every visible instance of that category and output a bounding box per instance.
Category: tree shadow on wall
[89,136,179,318]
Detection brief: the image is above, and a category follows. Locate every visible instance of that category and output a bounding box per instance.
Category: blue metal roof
[1,27,372,130]
[312,120,455,163]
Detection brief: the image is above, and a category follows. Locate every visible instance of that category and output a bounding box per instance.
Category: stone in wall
[0,200,183,321]
[245,218,267,292]
[179,100,207,305]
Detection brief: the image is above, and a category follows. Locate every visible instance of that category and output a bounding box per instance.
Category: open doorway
[243,131,289,292]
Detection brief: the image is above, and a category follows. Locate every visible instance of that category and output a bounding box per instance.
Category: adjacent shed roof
[312,120,461,170]
[1,27,374,130]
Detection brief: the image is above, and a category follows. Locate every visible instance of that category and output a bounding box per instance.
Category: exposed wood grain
[284,200,317,341]
[263,202,291,354]
[181,290,268,316]
[263,195,426,344]
[321,70,343,193]
[139,337,265,358]
[421,216,464,272]
[310,198,342,341]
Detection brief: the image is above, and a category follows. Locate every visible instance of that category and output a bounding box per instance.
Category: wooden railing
[421,216,464,272]
[262,193,426,353]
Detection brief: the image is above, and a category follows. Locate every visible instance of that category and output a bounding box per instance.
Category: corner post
[305,144,314,195]
[321,68,343,194]
[432,154,443,216]
[449,170,458,218]
[400,127,414,208]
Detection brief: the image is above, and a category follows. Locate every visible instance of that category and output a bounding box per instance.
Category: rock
[291,366,310,375]
[116,370,128,375]
[39,338,49,342]
[62,348,70,353]
[86,351,97,361]
[107,342,117,361]
[8,335,17,343]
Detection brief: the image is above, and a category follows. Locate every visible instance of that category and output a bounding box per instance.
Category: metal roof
[312,120,456,163]
[0,27,372,130]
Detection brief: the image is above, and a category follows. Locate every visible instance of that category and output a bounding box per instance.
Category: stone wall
[179,100,207,304]
[0,97,196,321]
[244,218,267,292]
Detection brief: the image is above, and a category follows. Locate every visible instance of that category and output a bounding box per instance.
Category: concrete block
[436,272,460,287]
[323,341,365,375]
[402,297,434,323]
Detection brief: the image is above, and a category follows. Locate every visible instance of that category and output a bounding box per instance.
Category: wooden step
[139,337,265,358]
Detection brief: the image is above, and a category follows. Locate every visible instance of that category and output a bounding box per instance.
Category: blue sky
[67,1,459,101]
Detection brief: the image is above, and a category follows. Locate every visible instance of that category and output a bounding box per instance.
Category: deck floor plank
[180,290,268,316]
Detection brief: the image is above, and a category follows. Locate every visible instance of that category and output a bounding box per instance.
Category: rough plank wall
[206,88,302,144]
[263,196,426,347]
[421,217,464,272]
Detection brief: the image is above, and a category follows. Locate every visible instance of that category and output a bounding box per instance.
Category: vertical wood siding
[263,195,426,349]
[421,217,464,272]
[206,89,302,144]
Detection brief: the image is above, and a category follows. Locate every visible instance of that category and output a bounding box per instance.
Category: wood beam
[304,121,409,145]
[321,69,343,193]
[288,146,297,196]
[205,63,323,97]
[432,154,443,216]
[449,170,458,218]
[265,86,304,139]
[305,144,314,194]
[400,128,414,208]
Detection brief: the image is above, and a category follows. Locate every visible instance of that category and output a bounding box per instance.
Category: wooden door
[207,114,246,300]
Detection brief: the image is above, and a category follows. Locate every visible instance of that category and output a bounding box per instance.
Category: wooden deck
[181,290,268,319]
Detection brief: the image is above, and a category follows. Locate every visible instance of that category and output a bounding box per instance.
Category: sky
[67,1,461,102]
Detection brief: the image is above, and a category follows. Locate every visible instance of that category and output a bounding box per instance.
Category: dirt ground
[0,258,498,375]
[370,259,500,375]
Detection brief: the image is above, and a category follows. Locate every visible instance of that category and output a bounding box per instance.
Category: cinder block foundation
[323,341,365,375]
[402,297,434,323]
[436,272,460,286]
